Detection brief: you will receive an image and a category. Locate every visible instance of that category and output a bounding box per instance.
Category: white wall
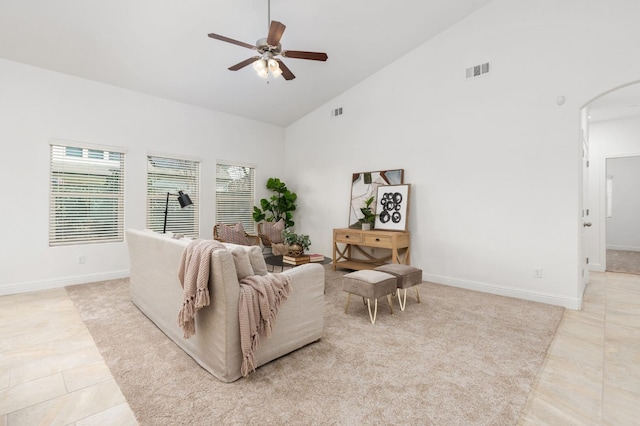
[285,0,640,309]
[606,156,640,250]
[588,115,640,270]
[0,58,285,295]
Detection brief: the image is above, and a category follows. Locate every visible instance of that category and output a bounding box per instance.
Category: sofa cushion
[248,246,268,276]
[218,222,249,245]
[263,219,285,244]
[231,247,254,280]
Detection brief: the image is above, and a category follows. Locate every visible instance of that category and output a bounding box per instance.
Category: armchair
[257,219,288,255]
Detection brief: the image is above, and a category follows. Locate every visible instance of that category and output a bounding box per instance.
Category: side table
[265,255,331,272]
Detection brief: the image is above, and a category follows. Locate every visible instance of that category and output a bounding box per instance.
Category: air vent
[466,62,490,79]
[331,107,343,117]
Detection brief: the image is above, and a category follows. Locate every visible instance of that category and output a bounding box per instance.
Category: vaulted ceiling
[2,1,637,126]
[0,0,496,126]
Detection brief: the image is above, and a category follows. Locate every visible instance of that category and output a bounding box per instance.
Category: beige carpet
[606,249,640,275]
[66,266,563,425]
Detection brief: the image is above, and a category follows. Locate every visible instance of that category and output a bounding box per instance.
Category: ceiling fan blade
[276,59,296,80]
[229,57,260,71]
[208,33,256,50]
[282,50,328,61]
[266,21,286,46]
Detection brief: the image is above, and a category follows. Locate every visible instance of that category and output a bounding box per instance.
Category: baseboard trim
[589,263,606,273]
[0,270,130,296]
[422,272,582,310]
[607,245,640,252]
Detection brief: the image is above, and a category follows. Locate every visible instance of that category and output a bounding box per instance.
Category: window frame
[146,154,200,237]
[49,139,126,246]
[215,161,256,234]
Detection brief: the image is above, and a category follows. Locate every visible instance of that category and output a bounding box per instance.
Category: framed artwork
[374,184,411,231]
[349,169,404,228]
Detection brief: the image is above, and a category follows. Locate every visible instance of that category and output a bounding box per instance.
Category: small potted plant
[358,196,376,231]
[282,229,311,257]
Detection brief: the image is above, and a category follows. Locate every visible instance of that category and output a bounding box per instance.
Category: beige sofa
[126,229,325,382]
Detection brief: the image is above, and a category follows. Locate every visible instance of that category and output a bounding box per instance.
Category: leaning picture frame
[374,184,411,231]
[348,169,404,228]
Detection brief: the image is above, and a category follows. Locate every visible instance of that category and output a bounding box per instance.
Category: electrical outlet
[78,256,85,264]
[533,268,542,278]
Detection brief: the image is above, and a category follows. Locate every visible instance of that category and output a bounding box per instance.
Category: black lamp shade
[163,190,194,233]
[177,190,193,208]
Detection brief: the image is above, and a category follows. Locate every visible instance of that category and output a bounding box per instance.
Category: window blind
[147,155,200,237]
[216,162,256,233]
[49,143,125,246]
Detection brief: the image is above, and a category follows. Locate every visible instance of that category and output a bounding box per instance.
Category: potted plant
[358,196,376,231]
[252,177,297,228]
[282,229,311,257]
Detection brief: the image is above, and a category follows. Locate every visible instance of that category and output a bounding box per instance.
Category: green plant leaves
[253,177,297,228]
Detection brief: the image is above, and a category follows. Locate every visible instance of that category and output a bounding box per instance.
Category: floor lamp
[163,190,193,233]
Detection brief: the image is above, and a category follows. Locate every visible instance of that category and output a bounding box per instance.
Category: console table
[332,228,411,271]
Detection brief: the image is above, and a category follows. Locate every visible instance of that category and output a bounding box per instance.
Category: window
[147,155,200,236]
[216,162,256,233]
[49,141,125,246]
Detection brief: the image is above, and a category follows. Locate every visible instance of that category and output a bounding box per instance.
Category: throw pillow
[263,219,285,244]
[247,246,268,276]
[231,247,254,280]
[218,222,249,245]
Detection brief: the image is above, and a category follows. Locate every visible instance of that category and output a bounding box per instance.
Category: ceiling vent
[331,107,343,117]
[466,62,490,79]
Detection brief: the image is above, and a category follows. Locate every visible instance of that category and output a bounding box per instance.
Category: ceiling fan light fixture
[257,68,269,79]
[253,58,267,72]
[268,58,282,78]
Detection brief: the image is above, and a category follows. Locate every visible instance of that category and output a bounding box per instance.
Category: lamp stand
[163,192,171,233]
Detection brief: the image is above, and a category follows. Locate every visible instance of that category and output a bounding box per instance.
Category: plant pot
[288,243,304,257]
[361,223,371,231]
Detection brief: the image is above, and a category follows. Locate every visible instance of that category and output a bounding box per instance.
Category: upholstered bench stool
[374,264,423,311]
[342,270,396,324]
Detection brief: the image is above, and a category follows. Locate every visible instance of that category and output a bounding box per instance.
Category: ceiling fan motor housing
[256,38,282,56]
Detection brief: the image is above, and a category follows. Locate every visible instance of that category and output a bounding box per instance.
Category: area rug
[606,249,640,275]
[66,266,563,425]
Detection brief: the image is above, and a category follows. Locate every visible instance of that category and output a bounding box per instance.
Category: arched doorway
[582,81,640,275]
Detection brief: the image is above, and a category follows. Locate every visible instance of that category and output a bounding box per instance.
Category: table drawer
[363,234,392,247]
[334,230,362,244]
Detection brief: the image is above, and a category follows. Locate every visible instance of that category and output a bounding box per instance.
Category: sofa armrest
[252,263,325,367]
[281,262,325,292]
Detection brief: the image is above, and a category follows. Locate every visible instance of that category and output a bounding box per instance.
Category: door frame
[600,153,640,271]
[579,79,640,294]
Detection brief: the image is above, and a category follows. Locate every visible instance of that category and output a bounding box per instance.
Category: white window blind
[49,143,125,246]
[216,162,256,233]
[147,155,200,236]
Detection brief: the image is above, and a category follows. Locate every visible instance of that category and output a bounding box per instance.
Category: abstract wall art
[374,184,411,231]
[349,169,404,228]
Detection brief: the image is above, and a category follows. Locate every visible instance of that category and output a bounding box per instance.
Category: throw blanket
[238,273,292,377]
[178,239,225,339]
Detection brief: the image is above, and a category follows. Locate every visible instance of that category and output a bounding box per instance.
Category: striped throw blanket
[238,273,292,376]
[178,239,225,338]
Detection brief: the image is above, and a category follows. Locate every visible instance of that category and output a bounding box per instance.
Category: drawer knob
[375,238,380,241]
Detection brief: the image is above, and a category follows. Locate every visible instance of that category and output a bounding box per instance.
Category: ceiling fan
[207,1,328,81]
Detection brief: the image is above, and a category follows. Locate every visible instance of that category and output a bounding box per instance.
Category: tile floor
[0,288,137,425]
[519,271,640,425]
[1,272,638,425]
